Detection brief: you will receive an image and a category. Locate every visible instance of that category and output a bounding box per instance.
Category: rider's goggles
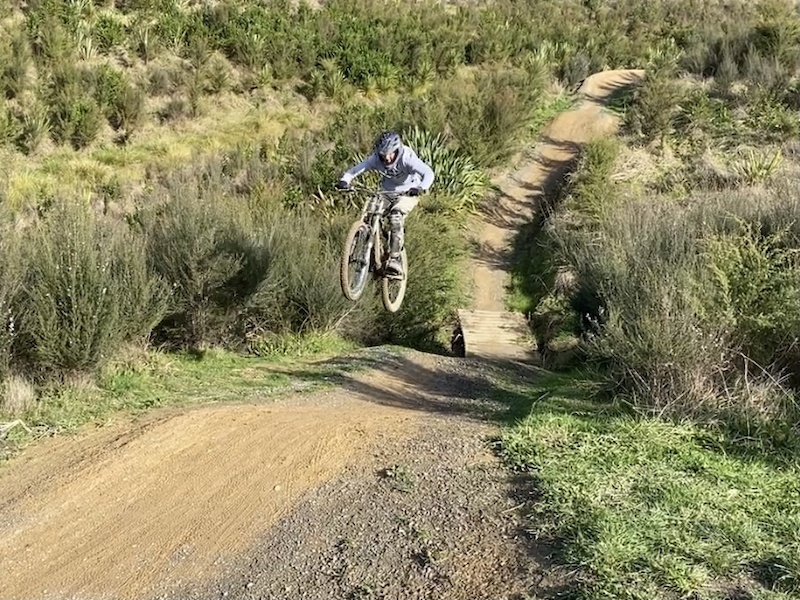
[379,150,398,165]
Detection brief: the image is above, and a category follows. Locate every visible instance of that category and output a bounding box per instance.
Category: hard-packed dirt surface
[158,355,562,600]
[0,368,419,600]
[0,70,642,600]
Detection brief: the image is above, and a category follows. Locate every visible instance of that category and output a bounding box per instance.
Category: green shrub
[140,174,246,348]
[67,98,103,149]
[442,68,544,167]
[625,66,686,144]
[205,54,231,94]
[109,85,145,142]
[279,133,355,211]
[243,209,376,339]
[0,218,23,380]
[15,103,50,154]
[1,32,31,99]
[28,15,74,65]
[45,66,104,149]
[91,64,127,112]
[744,91,800,142]
[16,201,167,376]
[401,127,489,214]
[383,211,468,351]
[562,138,620,221]
[147,64,172,95]
[158,97,187,123]
[93,13,127,54]
[0,105,19,147]
[705,220,800,375]
[131,23,159,63]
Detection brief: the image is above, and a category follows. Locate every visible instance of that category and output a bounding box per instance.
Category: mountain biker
[336,131,434,276]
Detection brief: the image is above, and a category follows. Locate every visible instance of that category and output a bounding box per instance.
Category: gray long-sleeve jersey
[340,145,435,193]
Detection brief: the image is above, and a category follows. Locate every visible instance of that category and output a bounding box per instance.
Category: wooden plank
[456,309,535,361]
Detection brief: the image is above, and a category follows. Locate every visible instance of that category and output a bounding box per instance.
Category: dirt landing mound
[160,356,559,600]
[0,367,419,600]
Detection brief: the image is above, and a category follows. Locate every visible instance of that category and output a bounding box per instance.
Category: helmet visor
[379,150,398,165]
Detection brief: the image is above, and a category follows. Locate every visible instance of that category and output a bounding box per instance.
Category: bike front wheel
[381,247,408,313]
[340,220,373,301]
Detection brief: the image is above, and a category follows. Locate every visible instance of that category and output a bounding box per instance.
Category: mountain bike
[339,186,408,313]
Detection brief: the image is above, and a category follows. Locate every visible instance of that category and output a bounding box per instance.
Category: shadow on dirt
[277,351,544,423]
[268,350,573,598]
[477,138,580,233]
[581,70,642,105]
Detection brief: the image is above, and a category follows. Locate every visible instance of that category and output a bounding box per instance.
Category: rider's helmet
[374,131,402,167]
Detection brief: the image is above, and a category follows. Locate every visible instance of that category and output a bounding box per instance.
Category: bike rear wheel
[340,220,373,301]
[381,247,408,313]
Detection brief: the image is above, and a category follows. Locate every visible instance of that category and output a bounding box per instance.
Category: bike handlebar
[337,184,398,197]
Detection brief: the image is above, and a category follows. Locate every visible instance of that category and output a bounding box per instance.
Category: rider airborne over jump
[336,131,435,276]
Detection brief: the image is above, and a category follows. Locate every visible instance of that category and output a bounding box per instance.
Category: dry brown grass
[1,87,316,211]
[1,375,36,416]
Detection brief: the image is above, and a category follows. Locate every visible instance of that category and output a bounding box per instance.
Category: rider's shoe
[385,256,404,277]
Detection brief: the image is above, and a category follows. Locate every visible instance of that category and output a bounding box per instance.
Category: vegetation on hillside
[504,1,800,598]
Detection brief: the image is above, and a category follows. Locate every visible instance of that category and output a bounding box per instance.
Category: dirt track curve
[460,69,644,360]
[0,70,643,600]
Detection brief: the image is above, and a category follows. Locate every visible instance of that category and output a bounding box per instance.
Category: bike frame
[339,186,409,311]
[350,187,399,270]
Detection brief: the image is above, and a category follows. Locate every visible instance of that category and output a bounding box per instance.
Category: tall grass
[0,219,23,382]
[540,138,800,436]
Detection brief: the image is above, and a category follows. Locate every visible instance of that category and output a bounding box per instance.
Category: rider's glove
[336,179,349,190]
[407,187,423,197]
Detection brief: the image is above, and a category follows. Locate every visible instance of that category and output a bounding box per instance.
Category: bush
[0,105,19,147]
[561,138,620,221]
[140,171,247,349]
[109,85,145,142]
[91,64,127,112]
[28,15,74,65]
[516,126,800,431]
[744,91,800,142]
[549,184,800,427]
[243,209,376,340]
[93,13,127,54]
[45,67,104,149]
[67,98,103,149]
[0,219,23,381]
[441,68,543,167]
[15,103,50,154]
[138,154,379,348]
[704,219,800,379]
[1,32,31,99]
[624,66,686,144]
[382,211,468,351]
[401,127,489,214]
[16,201,167,376]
